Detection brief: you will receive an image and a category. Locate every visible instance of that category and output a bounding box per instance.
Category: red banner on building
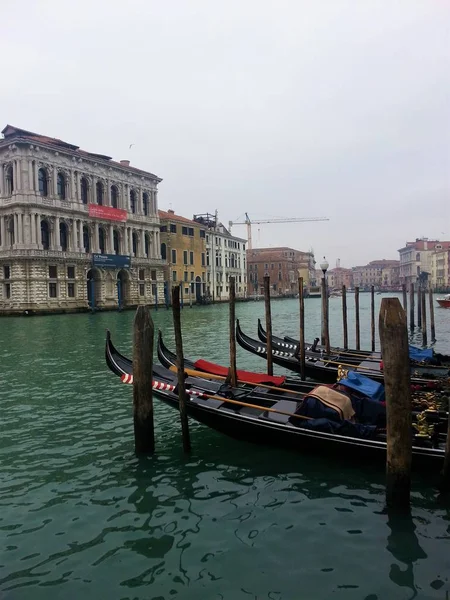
[88,204,127,222]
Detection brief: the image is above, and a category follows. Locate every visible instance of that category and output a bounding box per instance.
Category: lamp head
[320,256,329,275]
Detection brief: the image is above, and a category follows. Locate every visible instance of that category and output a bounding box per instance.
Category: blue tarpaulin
[409,345,433,363]
[339,371,385,402]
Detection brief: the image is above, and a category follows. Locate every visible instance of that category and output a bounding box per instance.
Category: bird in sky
[129,143,134,149]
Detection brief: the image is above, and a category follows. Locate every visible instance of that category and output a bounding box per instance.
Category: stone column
[106,179,110,206]
[36,214,42,248]
[138,188,142,214]
[109,224,114,253]
[34,162,39,191]
[129,227,133,256]
[28,160,34,191]
[95,222,100,253]
[123,184,128,211]
[30,213,36,245]
[123,226,128,254]
[71,170,75,201]
[0,166,3,196]
[55,216,61,250]
[0,216,5,247]
[153,190,158,213]
[76,172,81,203]
[79,220,84,251]
[53,166,58,196]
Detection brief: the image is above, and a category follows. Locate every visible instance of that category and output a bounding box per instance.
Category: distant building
[352,260,399,290]
[430,247,450,290]
[159,209,207,303]
[327,267,353,290]
[398,238,450,286]
[247,247,315,296]
[0,124,163,315]
[193,213,247,301]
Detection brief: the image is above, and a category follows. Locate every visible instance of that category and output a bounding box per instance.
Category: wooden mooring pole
[263,275,273,376]
[172,285,191,453]
[355,286,360,351]
[421,290,427,347]
[379,297,412,510]
[229,277,237,387]
[429,285,436,343]
[402,284,407,321]
[298,276,306,381]
[133,305,155,454]
[440,411,450,493]
[371,285,375,352]
[342,284,348,350]
[409,283,415,330]
[417,284,422,329]
[321,275,327,347]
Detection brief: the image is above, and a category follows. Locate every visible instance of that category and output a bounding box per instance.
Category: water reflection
[386,510,427,599]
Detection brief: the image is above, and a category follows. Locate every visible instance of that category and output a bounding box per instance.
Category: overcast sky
[2,1,448,267]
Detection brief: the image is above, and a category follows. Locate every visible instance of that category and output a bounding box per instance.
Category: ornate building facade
[0,125,164,315]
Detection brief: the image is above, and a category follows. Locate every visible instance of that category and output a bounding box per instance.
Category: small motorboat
[437,294,450,308]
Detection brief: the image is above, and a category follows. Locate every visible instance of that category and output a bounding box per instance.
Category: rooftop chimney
[168,209,175,214]
[120,160,130,167]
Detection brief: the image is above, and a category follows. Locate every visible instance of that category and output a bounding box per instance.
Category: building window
[152,283,157,297]
[57,173,66,200]
[6,166,14,194]
[190,271,194,281]
[201,253,205,266]
[170,224,177,233]
[99,227,106,254]
[189,227,194,236]
[132,232,138,256]
[113,230,120,254]
[160,225,167,232]
[143,192,149,216]
[151,270,157,280]
[96,182,104,205]
[83,225,90,252]
[41,220,50,250]
[139,269,145,280]
[111,185,118,209]
[60,222,68,251]
[4,265,10,279]
[278,271,282,280]
[190,251,194,265]
[67,283,75,297]
[49,282,57,298]
[38,168,48,196]
[4,283,11,299]
[81,177,88,204]
[182,226,188,235]
[200,230,205,238]
[161,243,167,260]
[172,270,177,282]
[139,283,145,296]
[130,190,136,213]
[145,234,150,257]
[49,265,57,278]
[183,250,188,265]
[265,263,268,270]
[67,266,75,279]
[172,249,177,264]
[184,271,188,282]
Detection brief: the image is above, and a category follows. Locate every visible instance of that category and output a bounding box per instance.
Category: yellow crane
[228,212,329,251]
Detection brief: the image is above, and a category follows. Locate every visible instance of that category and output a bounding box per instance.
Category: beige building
[352,260,399,290]
[398,238,450,286]
[430,248,450,290]
[327,267,353,290]
[0,124,164,315]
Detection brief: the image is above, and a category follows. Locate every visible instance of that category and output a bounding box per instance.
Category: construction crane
[228,213,329,251]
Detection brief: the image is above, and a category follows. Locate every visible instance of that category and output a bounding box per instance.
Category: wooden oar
[121,374,312,421]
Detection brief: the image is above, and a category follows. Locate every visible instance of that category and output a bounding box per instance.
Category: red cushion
[194,359,286,386]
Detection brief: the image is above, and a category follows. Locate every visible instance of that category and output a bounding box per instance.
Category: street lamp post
[320,257,330,354]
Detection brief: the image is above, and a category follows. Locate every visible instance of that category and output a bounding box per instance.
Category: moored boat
[105,333,447,472]
[437,294,450,308]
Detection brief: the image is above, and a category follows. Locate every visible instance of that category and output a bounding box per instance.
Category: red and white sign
[89,204,128,222]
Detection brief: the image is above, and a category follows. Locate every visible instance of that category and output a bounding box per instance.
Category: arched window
[6,166,13,195]
[145,233,150,257]
[99,227,106,254]
[41,220,50,250]
[161,242,167,260]
[143,193,149,216]
[113,230,120,255]
[111,185,118,209]
[96,181,103,205]
[38,168,48,196]
[60,222,68,251]
[57,173,66,200]
[83,225,90,252]
[130,190,136,214]
[81,177,88,204]
[132,232,138,256]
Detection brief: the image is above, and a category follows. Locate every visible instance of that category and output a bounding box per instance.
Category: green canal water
[1,294,450,599]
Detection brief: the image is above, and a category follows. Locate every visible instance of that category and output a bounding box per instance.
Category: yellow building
[431,248,450,290]
[159,209,207,302]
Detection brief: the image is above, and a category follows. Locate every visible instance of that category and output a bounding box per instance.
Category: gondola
[257,319,450,368]
[237,320,449,387]
[105,332,447,471]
